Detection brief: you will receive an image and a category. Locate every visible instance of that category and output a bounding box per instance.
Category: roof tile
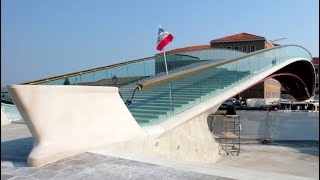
[211,33,265,42]
[166,45,211,54]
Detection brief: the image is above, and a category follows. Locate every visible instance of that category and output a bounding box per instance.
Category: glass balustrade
[128,45,312,126]
[32,49,245,86]
[13,45,312,126]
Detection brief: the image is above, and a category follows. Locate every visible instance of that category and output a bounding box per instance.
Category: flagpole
[163,48,169,76]
[163,48,173,114]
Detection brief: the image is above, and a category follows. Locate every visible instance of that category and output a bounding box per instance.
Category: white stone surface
[91,143,317,180]
[7,85,147,167]
[98,112,222,164]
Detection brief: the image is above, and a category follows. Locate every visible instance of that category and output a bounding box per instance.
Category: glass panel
[47,79,64,85]
[104,65,128,87]
[94,70,108,86]
[72,76,81,85]
[79,73,95,85]
[126,61,147,85]
[145,59,156,77]
[22,45,312,127]
[127,45,312,125]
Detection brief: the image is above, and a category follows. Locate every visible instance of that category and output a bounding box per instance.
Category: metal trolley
[210,114,241,155]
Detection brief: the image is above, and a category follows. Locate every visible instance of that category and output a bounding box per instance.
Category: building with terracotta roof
[166,45,211,54]
[160,33,282,102]
[157,33,318,102]
[210,32,274,52]
[312,57,319,76]
[312,57,319,99]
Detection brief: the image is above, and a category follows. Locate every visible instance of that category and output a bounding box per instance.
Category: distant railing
[21,48,245,86]
[125,45,313,125]
[137,45,312,90]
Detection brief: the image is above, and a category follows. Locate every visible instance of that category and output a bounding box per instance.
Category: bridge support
[7,85,146,167]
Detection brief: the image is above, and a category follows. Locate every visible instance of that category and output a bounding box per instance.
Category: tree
[63,78,71,85]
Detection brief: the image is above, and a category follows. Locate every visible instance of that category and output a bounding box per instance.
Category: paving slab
[2,123,318,180]
[1,146,230,180]
[215,142,319,179]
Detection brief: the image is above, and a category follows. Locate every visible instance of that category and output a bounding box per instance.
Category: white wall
[7,85,147,167]
[212,110,319,141]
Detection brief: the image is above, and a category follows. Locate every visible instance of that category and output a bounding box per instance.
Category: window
[273,92,280,98]
[267,79,271,86]
[267,79,281,87]
[219,46,224,49]
[242,46,247,52]
[250,45,256,52]
[226,46,231,49]
[234,46,239,51]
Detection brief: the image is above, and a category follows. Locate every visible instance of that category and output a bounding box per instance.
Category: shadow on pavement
[1,137,33,165]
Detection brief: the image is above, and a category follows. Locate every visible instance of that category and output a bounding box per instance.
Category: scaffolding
[210,114,241,155]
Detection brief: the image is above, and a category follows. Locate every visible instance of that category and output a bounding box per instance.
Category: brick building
[312,57,319,99]
[210,32,274,52]
[209,33,282,103]
[163,32,316,102]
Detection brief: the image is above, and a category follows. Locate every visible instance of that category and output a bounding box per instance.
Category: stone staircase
[120,68,250,125]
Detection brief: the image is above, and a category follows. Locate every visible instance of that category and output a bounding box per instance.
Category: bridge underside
[269,60,315,101]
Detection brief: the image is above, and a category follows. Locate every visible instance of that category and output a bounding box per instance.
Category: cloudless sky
[1,0,319,86]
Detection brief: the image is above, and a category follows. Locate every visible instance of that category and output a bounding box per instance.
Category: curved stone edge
[7,85,148,167]
[100,106,222,164]
[99,57,314,164]
[144,57,313,138]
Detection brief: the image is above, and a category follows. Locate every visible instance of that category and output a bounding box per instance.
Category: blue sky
[1,0,319,86]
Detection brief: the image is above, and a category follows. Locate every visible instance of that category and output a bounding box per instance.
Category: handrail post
[163,49,174,115]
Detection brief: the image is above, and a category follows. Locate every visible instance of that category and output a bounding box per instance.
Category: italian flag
[156,27,174,51]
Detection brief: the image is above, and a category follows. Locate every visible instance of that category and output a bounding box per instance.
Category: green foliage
[63,78,71,85]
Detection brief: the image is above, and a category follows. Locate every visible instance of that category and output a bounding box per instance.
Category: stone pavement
[92,142,318,180]
[2,123,319,180]
[215,141,319,179]
[1,123,234,180]
[1,152,234,180]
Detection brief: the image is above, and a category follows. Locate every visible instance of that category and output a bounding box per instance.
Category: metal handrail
[136,45,312,90]
[21,47,245,85]
[21,56,156,85]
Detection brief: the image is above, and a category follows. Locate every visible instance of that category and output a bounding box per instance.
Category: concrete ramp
[7,85,224,167]
[7,85,147,166]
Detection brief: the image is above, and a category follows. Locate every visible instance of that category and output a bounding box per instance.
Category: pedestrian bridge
[7,45,316,166]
